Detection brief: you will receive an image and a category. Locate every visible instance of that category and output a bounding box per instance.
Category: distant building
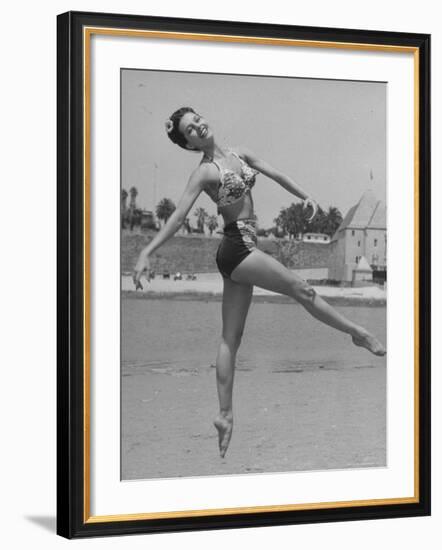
[328,190,387,282]
[302,232,331,244]
[140,210,156,229]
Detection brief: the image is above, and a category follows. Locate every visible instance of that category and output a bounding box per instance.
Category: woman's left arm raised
[238,146,318,220]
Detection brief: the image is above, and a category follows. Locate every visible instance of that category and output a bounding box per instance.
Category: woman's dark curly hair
[165,106,198,150]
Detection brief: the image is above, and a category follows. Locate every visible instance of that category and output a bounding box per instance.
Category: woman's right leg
[214,277,253,458]
[230,249,385,355]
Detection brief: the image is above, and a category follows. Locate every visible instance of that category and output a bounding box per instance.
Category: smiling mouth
[199,126,208,138]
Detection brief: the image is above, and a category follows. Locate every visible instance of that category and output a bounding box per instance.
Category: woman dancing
[133,106,386,459]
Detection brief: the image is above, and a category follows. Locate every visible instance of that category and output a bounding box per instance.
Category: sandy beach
[121,298,386,480]
[122,272,387,305]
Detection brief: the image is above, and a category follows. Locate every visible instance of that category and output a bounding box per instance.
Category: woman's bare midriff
[218,192,255,225]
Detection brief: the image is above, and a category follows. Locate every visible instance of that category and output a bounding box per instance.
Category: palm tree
[129,186,138,209]
[121,189,128,209]
[307,205,325,234]
[321,206,343,237]
[155,198,176,225]
[194,207,208,233]
[206,215,218,236]
[274,203,342,238]
[274,203,307,239]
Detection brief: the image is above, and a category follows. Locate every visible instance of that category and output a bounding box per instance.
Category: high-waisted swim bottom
[216,218,257,279]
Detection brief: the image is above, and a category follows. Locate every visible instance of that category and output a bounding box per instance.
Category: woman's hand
[303,197,319,221]
[133,252,151,290]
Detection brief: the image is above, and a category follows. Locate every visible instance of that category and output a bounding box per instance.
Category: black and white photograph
[1,0,437,545]
[121,69,388,481]
[53,8,430,540]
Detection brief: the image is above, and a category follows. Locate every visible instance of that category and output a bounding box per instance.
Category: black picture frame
[57,10,431,539]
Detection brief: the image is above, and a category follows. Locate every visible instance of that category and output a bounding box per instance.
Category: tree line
[156,198,219,235]
[121,188,219,235]
[121,187,144,230]
[273,203,343,238]
[122,187,343,238]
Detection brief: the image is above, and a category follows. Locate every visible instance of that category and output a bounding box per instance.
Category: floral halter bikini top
[206,149,259,210]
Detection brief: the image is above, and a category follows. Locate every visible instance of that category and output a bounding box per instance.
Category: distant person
[133,107,386,459]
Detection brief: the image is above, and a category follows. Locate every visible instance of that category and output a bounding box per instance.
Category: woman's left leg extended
[230,249,386,355]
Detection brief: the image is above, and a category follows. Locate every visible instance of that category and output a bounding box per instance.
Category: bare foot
[352,329,386,356]
[214,413,233,458]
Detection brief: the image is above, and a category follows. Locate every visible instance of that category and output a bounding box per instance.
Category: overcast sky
[122,69,386,228]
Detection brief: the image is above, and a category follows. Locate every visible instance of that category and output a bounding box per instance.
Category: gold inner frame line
[85,26,418,53]
[82,26,420,524]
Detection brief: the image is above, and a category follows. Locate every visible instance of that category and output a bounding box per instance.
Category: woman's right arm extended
[133,166,207,288]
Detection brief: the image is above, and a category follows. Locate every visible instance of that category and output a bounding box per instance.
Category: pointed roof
[367,200,386,229]
[346,189,378,227]
[331,190,386,241]
[336,204,358,236]
[354,256,372,272]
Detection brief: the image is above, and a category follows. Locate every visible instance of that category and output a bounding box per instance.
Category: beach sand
[122,272,387,306]
[121,298,386,480]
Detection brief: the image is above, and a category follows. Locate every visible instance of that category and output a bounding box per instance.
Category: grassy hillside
[121,230,331,274]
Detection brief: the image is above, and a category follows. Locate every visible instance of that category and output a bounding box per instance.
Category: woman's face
[178,112,213,150]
